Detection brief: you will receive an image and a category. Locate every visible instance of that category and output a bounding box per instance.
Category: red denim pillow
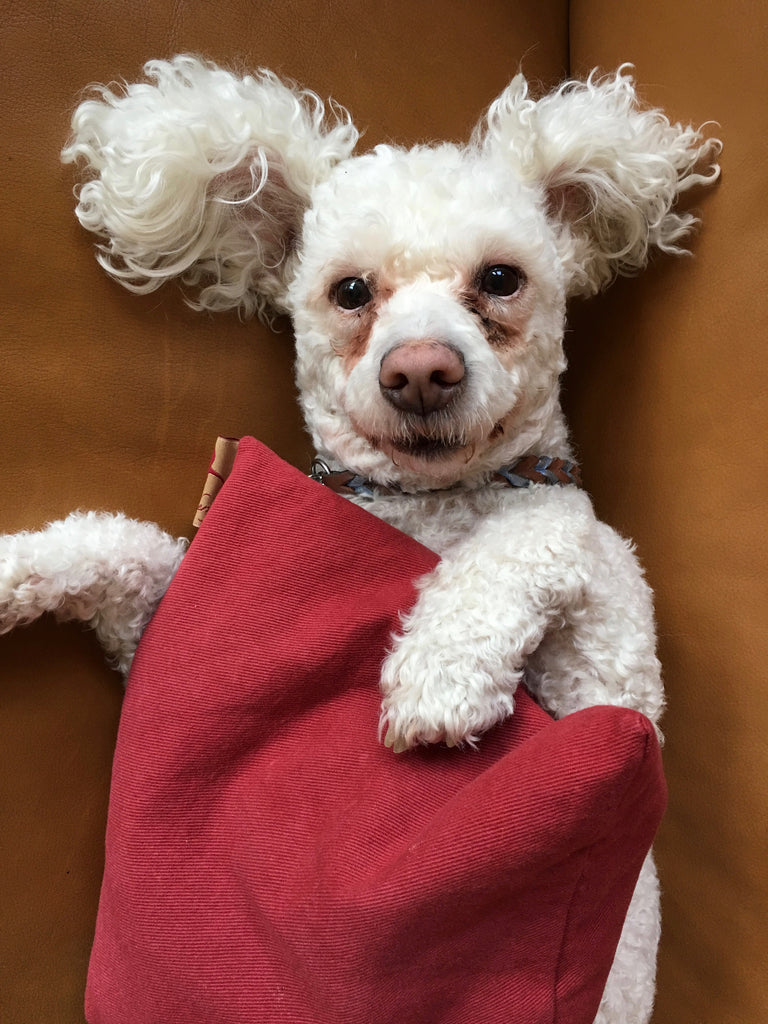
[86,437,665,1024]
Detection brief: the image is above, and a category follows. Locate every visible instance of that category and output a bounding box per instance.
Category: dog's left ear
[471,67,721,297]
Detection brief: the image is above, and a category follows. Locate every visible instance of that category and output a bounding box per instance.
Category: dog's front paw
[378,639,517,753]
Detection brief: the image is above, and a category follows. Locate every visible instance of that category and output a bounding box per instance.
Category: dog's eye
[335,277,372,310]
[480,265,523,297]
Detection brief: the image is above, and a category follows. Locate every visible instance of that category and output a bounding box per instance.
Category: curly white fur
[62,55,358,317]
[471,66,721,295]
[3,58,722,1024]
[0,513,186,673]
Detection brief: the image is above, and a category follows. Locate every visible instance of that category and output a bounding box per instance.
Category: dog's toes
[380,686,516,753]
[381,705,461,753]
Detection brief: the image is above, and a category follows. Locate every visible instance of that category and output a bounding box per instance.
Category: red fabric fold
[86,437,665,1024]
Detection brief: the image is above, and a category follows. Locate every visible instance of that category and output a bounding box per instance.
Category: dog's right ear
[62,56,359,319]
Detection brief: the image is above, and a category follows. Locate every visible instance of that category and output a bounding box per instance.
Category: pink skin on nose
[379,341,465,415]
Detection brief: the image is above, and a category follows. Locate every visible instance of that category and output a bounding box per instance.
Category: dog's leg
[379,490,592,751]
[380,554,541,750]
[594,853,661,1024]
[379,491,663,746]
[0,511,187,676]
[525,517,664,729]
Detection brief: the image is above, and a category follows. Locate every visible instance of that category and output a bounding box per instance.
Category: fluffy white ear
[62,56,359,318]
[472,67,721,297]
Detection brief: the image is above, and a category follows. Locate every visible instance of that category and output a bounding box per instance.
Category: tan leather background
[568,3,768,1021]
[0,1,764,1021]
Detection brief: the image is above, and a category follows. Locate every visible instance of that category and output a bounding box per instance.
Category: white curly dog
[0,57,719,1023]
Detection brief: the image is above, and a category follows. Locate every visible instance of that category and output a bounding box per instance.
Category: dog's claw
[383,724,410,753]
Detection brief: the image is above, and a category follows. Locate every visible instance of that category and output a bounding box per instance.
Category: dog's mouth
[388,434,466,461]
[366,415,511,469]
[348,402,514,478]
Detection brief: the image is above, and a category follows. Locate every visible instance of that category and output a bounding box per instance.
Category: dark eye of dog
[480,265,522,297]
[335,277,372,310]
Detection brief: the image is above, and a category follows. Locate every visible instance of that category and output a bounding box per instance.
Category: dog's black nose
[379,342,465,415]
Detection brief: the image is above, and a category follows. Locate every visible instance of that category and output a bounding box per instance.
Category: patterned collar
[309,454,582,499]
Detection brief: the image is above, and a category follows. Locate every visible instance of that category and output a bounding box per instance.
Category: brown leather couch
[1,1,765,1021]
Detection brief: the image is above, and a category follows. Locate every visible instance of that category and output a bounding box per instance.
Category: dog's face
[63,59,718,467]
[290,144,569,490]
